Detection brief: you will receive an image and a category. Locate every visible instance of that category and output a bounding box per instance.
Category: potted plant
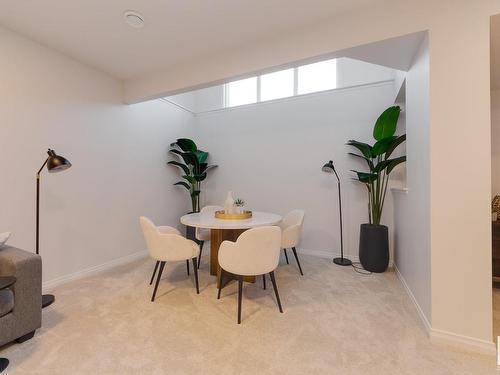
[347,106,406,272]
[234,198,245,214]
[168,138,217,238]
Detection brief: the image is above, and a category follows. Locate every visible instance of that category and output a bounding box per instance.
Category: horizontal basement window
[224,59,337,108]
[165,57,398,114]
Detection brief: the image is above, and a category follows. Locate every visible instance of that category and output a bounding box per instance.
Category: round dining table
[180,211,282,283]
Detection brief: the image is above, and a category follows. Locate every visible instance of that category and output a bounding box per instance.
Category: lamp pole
[36,158,48,255]
[36,149,72,308]
[322,160,352,266]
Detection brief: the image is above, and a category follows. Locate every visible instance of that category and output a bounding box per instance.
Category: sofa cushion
[0,289,14,317]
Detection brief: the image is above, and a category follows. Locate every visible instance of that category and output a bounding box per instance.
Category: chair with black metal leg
[140,217,200,301]
[195,205,222,269]
[279,210,305,275]
[217,226,283,324]
[148,225,191,285]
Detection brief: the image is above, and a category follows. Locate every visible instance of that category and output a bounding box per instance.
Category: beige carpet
[0,254,497,374]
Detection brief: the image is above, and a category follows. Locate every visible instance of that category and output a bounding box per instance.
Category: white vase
[224,191,235,214]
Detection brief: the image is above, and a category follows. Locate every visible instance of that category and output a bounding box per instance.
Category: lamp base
[42,294,55,308]
[333,257,352,266]
[0,358,8,373]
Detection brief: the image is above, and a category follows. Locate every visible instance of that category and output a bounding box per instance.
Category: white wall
[168,86,224,113]
[393,36,431,323]
[491,89,500,196]
[428,8,492,348]
[336,57,395,88]
[194,86,225,113]
[167,91,197,112]
[193,83,398,260]
[0,26,193,283]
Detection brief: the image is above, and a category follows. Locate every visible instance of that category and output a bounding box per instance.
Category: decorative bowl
[214,210,252,220]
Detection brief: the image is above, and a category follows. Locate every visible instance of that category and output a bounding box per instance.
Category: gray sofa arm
[0,246,42,346]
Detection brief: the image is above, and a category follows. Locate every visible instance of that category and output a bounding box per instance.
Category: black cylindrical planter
[359,224,389,273]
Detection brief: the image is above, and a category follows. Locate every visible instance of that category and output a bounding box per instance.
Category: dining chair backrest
[140,216,159,256]
[281,210,305,248]
[140,216,196,261]
[218,226,282,276]
[281,210,305,228]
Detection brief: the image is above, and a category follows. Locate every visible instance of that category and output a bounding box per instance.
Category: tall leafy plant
[168,138,217,212]
[347,106,406,225]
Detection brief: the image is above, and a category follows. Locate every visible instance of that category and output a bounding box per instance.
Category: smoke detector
[124,11,145,29]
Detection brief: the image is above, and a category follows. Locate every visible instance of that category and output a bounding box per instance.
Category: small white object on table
[181,211,282,280]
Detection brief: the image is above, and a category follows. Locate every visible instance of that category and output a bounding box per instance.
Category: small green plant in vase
[234,198,245,213]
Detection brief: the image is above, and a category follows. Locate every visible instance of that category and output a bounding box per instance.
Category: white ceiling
[0,0,382,80]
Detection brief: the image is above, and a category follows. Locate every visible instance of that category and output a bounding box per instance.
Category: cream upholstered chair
[217,226,283,324]
[280,210,305,275]
[140,216,200,301]
[148,226,192,285]
[195,205,222,269]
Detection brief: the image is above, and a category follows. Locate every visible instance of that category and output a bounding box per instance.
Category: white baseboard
[394,265,432,334]
[394,265,496,356]
[297,248,395,268]
[429,328,496,356]
[42,250,148,291]
[296,248,360,262]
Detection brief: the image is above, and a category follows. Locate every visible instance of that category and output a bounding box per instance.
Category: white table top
[180,211,282,230]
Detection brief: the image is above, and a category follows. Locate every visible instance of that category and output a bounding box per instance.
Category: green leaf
[386,156,406,174]
[374,155,407,174]
[182,175,196,184]
[170,149,199,169]
[167,161,189,175]
[373,106,401,141]
[372,136,397,156]
[174,181,190,190]
[373,159,392,173]
[175,138,197,152]
[385,134,406,159]
[199,163,208,173]
[196,150,209,164]
[351,170,378,184]
[346,140,373,159]
[348,152,374,170]
[194,173,207,182]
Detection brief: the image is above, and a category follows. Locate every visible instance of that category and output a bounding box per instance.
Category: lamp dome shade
[46,149,72,173]
[322,160,335,173]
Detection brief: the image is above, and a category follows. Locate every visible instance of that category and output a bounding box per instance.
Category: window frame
[224,59,337,108]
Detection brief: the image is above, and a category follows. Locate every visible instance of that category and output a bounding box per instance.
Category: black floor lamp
[37,149,72,308]
[322,160,352,266]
